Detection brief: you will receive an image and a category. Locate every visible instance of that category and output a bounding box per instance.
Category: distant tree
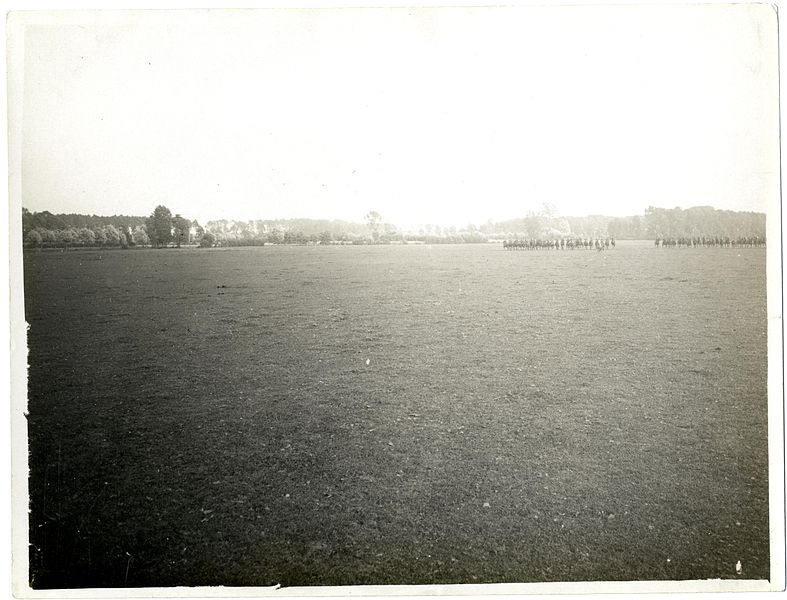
[200,231,215,248]
[524,211,543,238]
[91,227,107,246]
[630,215,643,237]
[103,224,122,247]
[132,225,150,246]
[172,214,191,248]
[233,221,252,240]
[35,227,56,246]
[22,208,34,236]
[381,223,398,241]
[25,229,42,248]
[114,226,129,248]
[34,211,66,231]
[192,220,204,239]
[267,227,284,244]
[319,230,333,245]
[607,215,644,240]
[284,230,308,244]
[147,205,173,248]
[57,228,78,247]
[365,210,382,242]
[77,227,96,246]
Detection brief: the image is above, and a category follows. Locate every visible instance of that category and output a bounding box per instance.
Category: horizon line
[21,204,768,228]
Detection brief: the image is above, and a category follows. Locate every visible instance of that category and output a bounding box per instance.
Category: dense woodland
[21,205,766,248]
[638,206,766,239]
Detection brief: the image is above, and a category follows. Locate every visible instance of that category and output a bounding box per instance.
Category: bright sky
[15,5,780,229]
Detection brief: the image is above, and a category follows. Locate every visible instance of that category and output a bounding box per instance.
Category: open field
[23,243,769,587]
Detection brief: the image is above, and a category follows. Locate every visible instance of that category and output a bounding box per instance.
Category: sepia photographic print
[7,3,785,597]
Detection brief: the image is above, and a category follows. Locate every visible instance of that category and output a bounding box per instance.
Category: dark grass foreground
[24,244,769,588]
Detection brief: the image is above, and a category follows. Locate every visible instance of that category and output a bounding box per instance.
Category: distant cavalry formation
[654,236,766,248]
[503,235,767,251]
[503,238,615,251]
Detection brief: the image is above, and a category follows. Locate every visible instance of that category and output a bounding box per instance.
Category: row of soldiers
[503,238,616,250]
[655,236,766,248]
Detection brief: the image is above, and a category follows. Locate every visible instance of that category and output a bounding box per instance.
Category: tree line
[22,206,487,248]
[480,204,766,240]
[641,206,765,239]
[22,206,199,249]
[204,217,487,246]
[22,204,767,249]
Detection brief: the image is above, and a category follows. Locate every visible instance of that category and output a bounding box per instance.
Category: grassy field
[24,243,769,588]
